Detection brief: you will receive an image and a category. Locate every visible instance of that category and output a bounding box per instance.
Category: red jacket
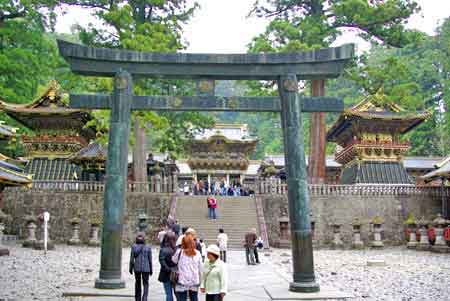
[208,197,217,209]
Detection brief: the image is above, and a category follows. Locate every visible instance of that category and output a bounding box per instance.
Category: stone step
[176,195,259,250]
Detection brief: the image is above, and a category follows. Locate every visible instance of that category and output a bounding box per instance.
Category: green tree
[248,0,422,179]
[58,0,213,181]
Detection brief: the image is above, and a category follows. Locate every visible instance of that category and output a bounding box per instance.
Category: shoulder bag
[170,249,182,284]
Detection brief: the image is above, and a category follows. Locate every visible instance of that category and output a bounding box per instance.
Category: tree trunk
[133,116,148,184]
[308,79,326,184]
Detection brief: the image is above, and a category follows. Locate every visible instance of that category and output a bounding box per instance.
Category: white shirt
[217,233,228,251]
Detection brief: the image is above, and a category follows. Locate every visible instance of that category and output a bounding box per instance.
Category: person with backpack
[158,232,177,301]
[172,235,203,301]
[200,244,227,301]
[129,232,153,301]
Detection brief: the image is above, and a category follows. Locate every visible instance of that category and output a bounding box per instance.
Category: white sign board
[43,212,50,254]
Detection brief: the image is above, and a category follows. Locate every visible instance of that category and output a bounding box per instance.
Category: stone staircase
[175,196,258,249]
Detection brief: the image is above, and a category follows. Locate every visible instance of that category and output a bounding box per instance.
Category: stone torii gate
[58,40,354,293]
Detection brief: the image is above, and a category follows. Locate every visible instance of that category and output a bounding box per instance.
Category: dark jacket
[171,223,181,236]
[158,246,176,283]
[129,243,153,274]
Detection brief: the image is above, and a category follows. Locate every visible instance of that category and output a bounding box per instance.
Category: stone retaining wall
[2,188,171,244]
[262,193,441,248]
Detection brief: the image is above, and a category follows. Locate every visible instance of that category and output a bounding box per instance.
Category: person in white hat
[200,244,228,301]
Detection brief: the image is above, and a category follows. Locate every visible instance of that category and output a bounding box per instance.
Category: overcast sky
[55,0,450,53]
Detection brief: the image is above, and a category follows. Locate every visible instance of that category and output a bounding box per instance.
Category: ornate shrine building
[0,81,96,180]
[185,124,257,185]
[326,94,429,184]
[0,122,32,207]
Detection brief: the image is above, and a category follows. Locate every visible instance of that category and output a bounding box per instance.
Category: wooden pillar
[95,70,132,289]
[308,80,326,184]
[278,74,319,293]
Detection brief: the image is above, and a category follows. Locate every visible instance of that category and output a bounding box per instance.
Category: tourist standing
[183,182,189,195]
[172,235,203,301]
[200,245,228,301]
[200,238,207,262]
[244,228,257,265]
[158,232,177,301]
[157,224,168,246]
[129,232,153,301]
[216,229,228,263]
[207,196,217,220]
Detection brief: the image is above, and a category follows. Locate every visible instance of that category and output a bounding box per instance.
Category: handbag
[170,249,182,284]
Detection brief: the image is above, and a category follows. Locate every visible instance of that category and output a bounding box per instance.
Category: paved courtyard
[0,244,449,300]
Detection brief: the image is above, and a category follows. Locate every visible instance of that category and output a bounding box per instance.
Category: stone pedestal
[0,223,9,256]
[431,214,450,253]
[370,222,384,249]
[330,224,344,249]
[68,223,82,245]
[88,225,101,247]
[22,222,37,248]
[417,226,430,251]
[431,227,450,253]
[352,231,364,250]
[33,223,55,250]
[406,227,418,249]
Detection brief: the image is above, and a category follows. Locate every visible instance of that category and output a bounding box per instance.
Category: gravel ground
[268,247,450,301]
[0,244,449,300]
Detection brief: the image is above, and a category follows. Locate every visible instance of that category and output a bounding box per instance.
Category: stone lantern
[330,221,344,249]
[431,214,449,253]
[416,216,430,251]
[22,214,37,248]
[351,218,364,250]
[68,216,82,245]
[370,216,384,248]
[88,214,101,247]
[404,214,418,249]
[0,209,11,256]
[137,212,149,233]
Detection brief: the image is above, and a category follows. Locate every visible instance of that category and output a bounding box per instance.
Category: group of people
[130,221,228,301]
[183,180,253,197]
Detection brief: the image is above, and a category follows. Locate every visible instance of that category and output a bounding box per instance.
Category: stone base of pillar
[431,245,450,253]
[0,248,9,256]
[406,242,418,249]
[289,281,320,293]
[416,244,431,251]
[94,277,126,289]
[352,242,364,250]
[68,238,82,246]
[22,240,36,248]
[88,240,100,247]
[330,242,344,250]
[370,241,384,249]
[33,240,55,250]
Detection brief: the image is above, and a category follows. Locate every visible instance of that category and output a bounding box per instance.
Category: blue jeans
[163,281,174,301]
[175,290,198,301]
[208,208,217,219]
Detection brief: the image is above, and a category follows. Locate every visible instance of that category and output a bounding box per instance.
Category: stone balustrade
[255,181,450,197]
[8,180,450,198]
